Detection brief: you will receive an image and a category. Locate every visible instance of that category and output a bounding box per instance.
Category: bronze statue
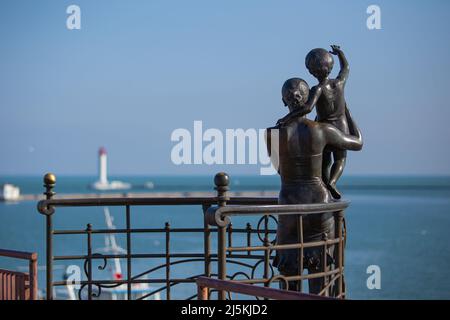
[277,45,351,199]
[266,57,363,294]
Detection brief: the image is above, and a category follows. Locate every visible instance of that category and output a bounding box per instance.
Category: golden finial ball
[44,173,56,185]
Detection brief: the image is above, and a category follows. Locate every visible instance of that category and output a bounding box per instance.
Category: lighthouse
[99,147,108,185]
[90,147,131,190]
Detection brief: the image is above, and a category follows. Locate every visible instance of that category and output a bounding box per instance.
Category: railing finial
[214,172,229,189]
[38,173,56,215]
[214,172,229,206]
[43,173,56,200]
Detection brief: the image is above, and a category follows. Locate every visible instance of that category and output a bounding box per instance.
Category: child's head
[282,78,310,110]
[305,48,334,80]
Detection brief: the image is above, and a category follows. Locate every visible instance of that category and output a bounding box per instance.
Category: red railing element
[0,249,38,300]
[196,276,336,300]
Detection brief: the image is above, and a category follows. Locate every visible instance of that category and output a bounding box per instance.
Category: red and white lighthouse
[91,147,131,190]
[99,147,108,185]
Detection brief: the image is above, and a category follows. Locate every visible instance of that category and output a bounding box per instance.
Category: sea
[1,175,449,300]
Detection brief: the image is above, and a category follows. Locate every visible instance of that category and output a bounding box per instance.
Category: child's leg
[322,151,332,185]
[328,150,347,199]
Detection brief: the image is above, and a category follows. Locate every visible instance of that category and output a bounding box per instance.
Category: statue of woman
[266,78,363,294]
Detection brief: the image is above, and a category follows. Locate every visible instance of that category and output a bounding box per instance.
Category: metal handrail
[205,201,349,227]
[0,249,37,261]
[37,197,278,213]
[196,276,335,300]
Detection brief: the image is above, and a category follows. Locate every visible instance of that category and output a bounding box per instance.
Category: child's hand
[276,114,290,126]
[330,45,341,55]
[277,109,304,126]
[276,112,295,126]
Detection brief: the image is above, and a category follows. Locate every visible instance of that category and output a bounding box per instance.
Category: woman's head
[305,48,334,80]
[282,78,310,111]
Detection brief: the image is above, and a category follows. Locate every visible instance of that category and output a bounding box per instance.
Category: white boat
[144,181,155,189]
[91,180,131,191]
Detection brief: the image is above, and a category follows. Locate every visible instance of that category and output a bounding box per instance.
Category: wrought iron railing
[37,172,347,300]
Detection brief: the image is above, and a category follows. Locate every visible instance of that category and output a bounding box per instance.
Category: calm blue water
[1,175,449,299]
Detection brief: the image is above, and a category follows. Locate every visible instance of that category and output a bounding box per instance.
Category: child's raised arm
[330,45,349,84]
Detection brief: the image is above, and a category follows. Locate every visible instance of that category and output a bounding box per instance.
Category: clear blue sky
[1,0,449,176]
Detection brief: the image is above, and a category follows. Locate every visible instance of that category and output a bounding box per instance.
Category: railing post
[165,222,171,300]
[263,216,270,291]
[43,173,56,300]
[29,253,38,300]
[297,215,304,292]
[322,232,329,297]
[126,205,132,300]
[86,223,93,300]
[227,223,233,257]
[202,204,212,282]
[214,172,229,300]
[197,283,208,300]
[335,210,345,298]
[246,223,252,256]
